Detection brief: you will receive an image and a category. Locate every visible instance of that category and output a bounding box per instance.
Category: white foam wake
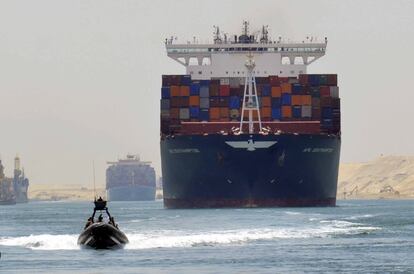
[0,234,79,250]
[0,220,379,251]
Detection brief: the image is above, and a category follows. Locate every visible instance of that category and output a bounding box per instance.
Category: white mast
[240,53,262,134]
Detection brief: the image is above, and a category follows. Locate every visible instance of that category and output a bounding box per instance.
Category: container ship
[0,156,29,205]
[160,22,341,208]
[106,155,156,201]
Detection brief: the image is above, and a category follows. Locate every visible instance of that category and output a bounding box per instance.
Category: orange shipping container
[301,95,312,105]
[261,107,271,118]
[170,108,180,119]
[271,87,282,97]
[261,97,271,107]
[282,106,292,118]
[210,107,220,119]
[170,86,180,97]
[281,83,292,93]
[180,86,190,96]
[220,107,229,118]
[291,95,302,105]
[189,96,200,106]
[241,109,259,119]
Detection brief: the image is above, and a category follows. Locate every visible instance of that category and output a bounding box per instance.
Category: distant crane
[343,185,358,199]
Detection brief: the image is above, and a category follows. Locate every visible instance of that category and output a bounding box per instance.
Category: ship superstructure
[0,155,29,205]
[160,22,341,208]
[106,155,156,201]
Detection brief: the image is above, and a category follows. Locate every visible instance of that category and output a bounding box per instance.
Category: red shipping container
[230,87,242,96]
[312,108,321,119]
[170,97,180,107]
[327,74,338,86]
[279,77,289,84]
[179,121,320,135]
[269,75,280,86]
[219,85,230,96]
[299,74,308,85]
[320,97,332,107]
[209,84,220,96]
[320,86,330,97]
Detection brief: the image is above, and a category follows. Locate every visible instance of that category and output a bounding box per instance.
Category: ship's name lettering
[169,148,200,154]
[302,148,334,153]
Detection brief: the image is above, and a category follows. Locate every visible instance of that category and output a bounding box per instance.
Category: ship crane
[240,53,262,134]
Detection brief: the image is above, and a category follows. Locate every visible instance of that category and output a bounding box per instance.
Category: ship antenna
[92,160,96,201]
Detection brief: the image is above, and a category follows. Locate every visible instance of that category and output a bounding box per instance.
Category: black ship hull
[161,134,340,208]
[78,223,129,249]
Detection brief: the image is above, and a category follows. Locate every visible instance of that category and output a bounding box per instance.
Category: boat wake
[0,220,379,250]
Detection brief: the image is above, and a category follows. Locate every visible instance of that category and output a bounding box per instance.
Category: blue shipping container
[292,106,301,118]
[181,75,192,85]
[321,118,333,127]
[322,107,333,118]
[271,98,281,107]
[262,84,271,96]
[281,94,291,105]
[161,87,170,99]
[190,83,200,95]
[308,75,320,86]
[189,107,200,118]
[200,80,211,86]
[229,96,240,109]
[199,109,209,121]
[271,108,281,120]
[292,83,302,94]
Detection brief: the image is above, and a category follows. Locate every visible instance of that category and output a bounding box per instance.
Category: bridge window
[294,57,304,65]
[202,57,211,66]
[198,71,202,75]
[281,57,290,65]
[189,57,198,66]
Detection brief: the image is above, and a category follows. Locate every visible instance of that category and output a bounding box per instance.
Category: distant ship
[106,155,156,201]
[0,155,29,205]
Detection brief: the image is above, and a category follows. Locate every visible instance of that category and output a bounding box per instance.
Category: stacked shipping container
[160,74,340,135]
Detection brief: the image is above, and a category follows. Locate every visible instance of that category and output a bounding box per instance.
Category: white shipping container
[200,98,210,108]
[199,86,209,97]
[288,78,299,84]
[160,99,170,110]
[330,86,339,98]
[179,108,190,119]
[301,105,312,118]
[229,78,240,88]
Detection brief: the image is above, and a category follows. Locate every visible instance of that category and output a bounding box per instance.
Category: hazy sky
[1,0,414,187]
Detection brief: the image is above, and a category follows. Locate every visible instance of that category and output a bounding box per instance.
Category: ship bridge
[166,21,327,80]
